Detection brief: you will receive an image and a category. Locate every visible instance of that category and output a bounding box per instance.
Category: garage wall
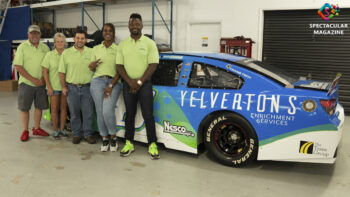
[262,8,350,114]
[184,0,350,59]
[45,0,350,58]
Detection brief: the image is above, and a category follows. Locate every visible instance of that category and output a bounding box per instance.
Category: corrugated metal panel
[263,9,350,114]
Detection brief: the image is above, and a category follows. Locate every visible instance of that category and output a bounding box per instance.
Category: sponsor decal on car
[163,120,195,137]
[162,55,183,60]
[299,141,329,157]
[302,99,317,112]
[181,91,297,115]
[226,64,252,79]
[250,113,295,126]
[299,141,314,154]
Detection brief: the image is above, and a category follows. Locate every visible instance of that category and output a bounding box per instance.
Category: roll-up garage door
[263,8,350,114]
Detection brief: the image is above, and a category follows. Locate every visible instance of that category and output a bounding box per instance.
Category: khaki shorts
[18,83,49,111]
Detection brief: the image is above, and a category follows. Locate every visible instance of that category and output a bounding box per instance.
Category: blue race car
[115,52,344,167]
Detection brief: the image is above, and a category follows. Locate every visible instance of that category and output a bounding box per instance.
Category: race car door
[151,57,198,154]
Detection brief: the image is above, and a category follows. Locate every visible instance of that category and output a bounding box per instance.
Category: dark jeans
[123,80,157,144]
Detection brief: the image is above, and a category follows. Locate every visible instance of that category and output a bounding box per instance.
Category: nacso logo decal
[163,121,195,137]
[299,141,329,157]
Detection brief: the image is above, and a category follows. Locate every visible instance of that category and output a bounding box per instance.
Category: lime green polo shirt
[91,42,118,79]
[41,49,62,91]
[58,46,93,84]
[116,35,159,79]
[13,40,50,86]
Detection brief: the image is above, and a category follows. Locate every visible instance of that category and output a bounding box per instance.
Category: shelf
[12,37,93,44]
[20,0,173,49]
[29,0,106,34]
[30,0,98,9]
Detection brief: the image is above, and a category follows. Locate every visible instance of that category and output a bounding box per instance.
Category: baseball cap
[28,25,41,33]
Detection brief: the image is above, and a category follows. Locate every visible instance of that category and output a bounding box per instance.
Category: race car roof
[160,52,247,62]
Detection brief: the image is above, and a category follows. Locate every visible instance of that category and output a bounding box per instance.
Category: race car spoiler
[293,73,342,93]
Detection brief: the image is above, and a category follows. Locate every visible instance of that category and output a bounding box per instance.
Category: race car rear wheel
[204,112,258,167]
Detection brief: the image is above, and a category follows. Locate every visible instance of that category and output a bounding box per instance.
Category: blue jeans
[67,84,94,138]
[90,77,122,137]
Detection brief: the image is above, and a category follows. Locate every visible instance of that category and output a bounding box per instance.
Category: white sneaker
[110,138,118,152]
[101,140,109,152]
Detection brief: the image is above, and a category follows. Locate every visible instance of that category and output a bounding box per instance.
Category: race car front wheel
[204,112,258,167]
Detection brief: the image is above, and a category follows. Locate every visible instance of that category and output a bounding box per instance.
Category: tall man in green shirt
[14,25,50,142]
[58,29,96,144]
[117,13,160,159]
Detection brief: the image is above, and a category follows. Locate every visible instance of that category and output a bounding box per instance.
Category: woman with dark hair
[89,23,121,152]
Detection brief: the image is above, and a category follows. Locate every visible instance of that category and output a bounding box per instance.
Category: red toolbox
[220,36,254,58]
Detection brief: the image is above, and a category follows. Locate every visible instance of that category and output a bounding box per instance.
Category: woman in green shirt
[42,33,68,139]
[89,23,121,152]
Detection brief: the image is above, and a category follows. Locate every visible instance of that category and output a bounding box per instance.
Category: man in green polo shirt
[14,25,50,142]
[58,29,96,144]
[117,13,160,159]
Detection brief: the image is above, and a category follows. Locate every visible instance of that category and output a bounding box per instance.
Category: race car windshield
[237,59,298,85]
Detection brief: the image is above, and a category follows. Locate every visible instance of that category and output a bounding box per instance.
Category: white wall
[46,0,350,59]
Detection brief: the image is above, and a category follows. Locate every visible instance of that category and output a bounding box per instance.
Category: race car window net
[236,59,298,86]
[188,62,244,90]
[152,60,183,86]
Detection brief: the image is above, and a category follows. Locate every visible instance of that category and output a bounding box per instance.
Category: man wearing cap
[58,29,96,144]
[117,13,160,159]
[14,25,50,142]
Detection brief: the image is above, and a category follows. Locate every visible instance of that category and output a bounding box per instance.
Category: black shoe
[86,136,96,144]
[72,136,82,144]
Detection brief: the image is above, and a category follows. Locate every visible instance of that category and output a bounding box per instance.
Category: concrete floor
[0,91,349,197]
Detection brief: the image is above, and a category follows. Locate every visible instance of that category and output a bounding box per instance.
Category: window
[152,60,183,86]
[188,62,244,89]
[237,59,298,85]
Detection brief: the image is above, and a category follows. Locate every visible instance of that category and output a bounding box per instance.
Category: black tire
[204,112,258,167]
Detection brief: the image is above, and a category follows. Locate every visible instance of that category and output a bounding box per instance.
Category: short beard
[131,30,141,37]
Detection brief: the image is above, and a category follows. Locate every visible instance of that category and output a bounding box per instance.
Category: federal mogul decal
[163,121,195,137]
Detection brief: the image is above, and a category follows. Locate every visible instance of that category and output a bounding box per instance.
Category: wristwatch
[137,80,143,86]
[108,83,113,88]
